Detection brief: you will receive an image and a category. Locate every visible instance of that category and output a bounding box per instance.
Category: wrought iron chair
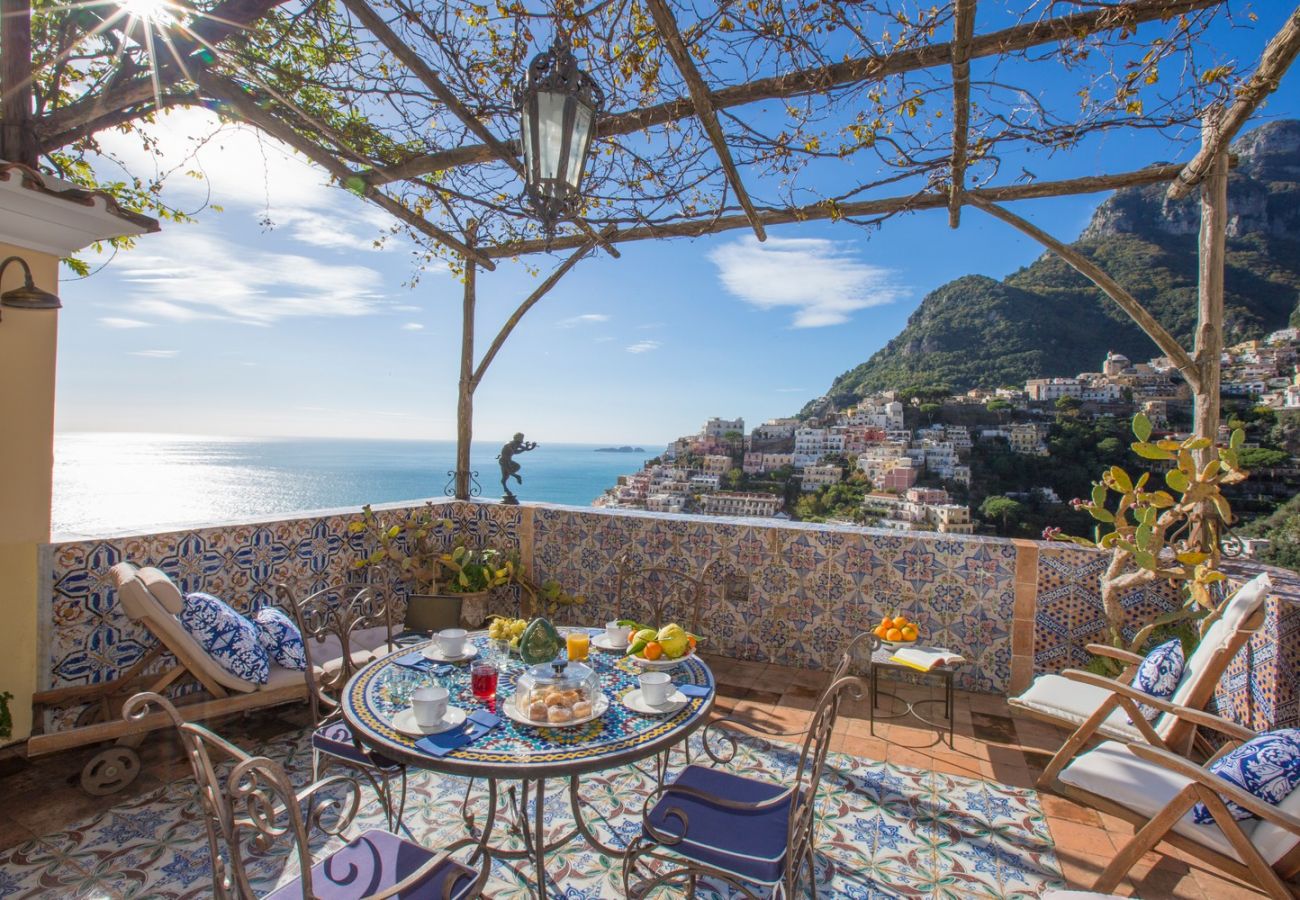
[123,691,487,899]
[277,582,408,831]
[622,632,874,898]
[613,552,711,636]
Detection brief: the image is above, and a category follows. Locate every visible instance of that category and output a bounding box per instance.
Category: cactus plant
[1050,413,1248,649]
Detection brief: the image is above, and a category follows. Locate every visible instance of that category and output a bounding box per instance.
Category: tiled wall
[38,499,1297,734]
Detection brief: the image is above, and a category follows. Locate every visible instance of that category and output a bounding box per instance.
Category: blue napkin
[415,709,501,758]
[394,652,453,676]
[678,683,711,698]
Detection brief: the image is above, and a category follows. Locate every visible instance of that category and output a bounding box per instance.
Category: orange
[885,627,903,642]
[892,616,910,629]
[901,625,918,641]
[873,625,887,638]
[643,641,663,660]
[879,617,891,630]
[688,636,697,652]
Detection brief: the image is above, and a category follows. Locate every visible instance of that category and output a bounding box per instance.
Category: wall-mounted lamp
[0,256,61,318]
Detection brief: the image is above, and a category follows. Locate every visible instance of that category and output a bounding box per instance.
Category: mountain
[819,120,1300,407]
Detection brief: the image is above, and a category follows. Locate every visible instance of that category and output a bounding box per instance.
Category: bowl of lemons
[874,614,919,647]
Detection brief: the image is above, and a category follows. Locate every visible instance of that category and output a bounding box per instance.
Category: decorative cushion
[313,721,401,770]
[179,592,269,685]
[253,607,307,671]
[1131,639,1184,722]
[1193,729,1300,824]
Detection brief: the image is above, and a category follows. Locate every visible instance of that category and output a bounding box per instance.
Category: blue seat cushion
[313,721,401,771]
[643,764,795,886]
[179,592,269,684]
[263,828,476,899]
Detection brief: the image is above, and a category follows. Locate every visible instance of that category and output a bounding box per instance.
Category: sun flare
[118,0,175,24]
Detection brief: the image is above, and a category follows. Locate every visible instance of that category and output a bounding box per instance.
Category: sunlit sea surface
[53,433,653,539]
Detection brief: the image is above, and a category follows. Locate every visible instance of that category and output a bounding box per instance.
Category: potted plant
[349,503,514,630]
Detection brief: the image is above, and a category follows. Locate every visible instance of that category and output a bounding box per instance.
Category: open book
[888,646,966,672]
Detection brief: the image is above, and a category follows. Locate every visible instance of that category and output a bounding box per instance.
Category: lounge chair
[29,562,395,795]
[1010,571,1271,758]
[124,690,487,899]
[1042,696,1300,898]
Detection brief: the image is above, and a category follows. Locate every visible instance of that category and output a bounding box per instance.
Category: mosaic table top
[343,629,715,778]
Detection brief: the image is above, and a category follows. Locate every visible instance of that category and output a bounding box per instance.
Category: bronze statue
[497,433,537,504]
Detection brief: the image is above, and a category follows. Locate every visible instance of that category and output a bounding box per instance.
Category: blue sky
[55,3,1300,446]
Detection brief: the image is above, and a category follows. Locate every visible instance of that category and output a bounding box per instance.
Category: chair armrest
[1061,669,1258,743]
[1127,742,1300,835]
[701,714,808,764]
[1084,644,1144,668]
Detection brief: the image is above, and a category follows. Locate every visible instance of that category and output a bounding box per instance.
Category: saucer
[390,706,468,736]
[503,692,609,728]
[421,643,480,664]
[591,633,629,652]
[622,688,688,716]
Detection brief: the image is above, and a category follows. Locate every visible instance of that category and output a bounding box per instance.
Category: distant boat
[595,445,645,453]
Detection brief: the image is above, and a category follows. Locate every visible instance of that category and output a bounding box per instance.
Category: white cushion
[1246,778,1300,866]
[1059,741,1257,863]
[136,567,185,615]
[1010,674,1144,741]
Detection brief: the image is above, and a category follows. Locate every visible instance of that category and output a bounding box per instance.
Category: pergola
[3,0,1300,506]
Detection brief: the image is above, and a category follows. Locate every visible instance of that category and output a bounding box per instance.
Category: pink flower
[1042,526,1063,541]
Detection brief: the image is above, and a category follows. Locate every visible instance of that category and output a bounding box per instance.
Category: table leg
[533,778,547,899]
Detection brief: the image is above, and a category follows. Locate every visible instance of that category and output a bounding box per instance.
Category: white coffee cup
[411,685,449,727]
[605,621,628,647]
[437,628,467,658]
[639,671,673,707]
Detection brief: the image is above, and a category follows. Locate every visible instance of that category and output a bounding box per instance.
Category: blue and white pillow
[1193,729,1300,824]
[179,592,269,685]
[253,607,307,671]
[1131,639,1184,722]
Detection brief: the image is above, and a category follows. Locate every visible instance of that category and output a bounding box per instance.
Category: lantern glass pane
[564,101,594,189]
[520,106,534,173]
[536,90,569,193]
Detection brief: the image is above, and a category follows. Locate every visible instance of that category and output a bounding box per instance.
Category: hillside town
[594,327,1300,539]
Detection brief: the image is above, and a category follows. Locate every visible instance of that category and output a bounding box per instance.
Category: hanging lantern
[516,36,604,232]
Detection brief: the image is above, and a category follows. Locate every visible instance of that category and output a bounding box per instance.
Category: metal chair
[622,632,874,898]
[277,582,408,832]
[613,553,711,636]
[123,691,486,899]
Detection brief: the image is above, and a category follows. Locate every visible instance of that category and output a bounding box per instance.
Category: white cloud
[130,349,179,358]
[626,340,661,354]
[401,322,425,331]
[111,230,390,326]
[707,236,906,328]
[99,317,152,329]
[393,304,422,312]
[92,108,404,255]
[559,313,610,327]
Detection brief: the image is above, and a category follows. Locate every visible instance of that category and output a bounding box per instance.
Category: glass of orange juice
[566,630,590,662]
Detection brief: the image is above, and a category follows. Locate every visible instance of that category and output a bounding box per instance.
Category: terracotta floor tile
[1047,818,1118,856]
[1039,793,1103,827]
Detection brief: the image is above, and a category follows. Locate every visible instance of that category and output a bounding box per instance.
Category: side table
[869,645,960,747]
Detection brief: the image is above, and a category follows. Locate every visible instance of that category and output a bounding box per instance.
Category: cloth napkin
[677,683,711,698]
[415,709,501,758]
[394,652,453,675]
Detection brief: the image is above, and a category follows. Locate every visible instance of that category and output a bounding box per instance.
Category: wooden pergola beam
[969,195,1202,391]
[645,0,765,241]
[338,0,619,259]
[486,162,1203,258]
[1167,6,1300,200]
[194,71,496,269]
[360,0,1224,188]
[948,0,977,228]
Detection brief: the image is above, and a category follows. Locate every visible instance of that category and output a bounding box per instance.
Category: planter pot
[404,592,474,632]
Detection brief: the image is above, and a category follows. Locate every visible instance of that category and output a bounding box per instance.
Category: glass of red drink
[470,662,499,701]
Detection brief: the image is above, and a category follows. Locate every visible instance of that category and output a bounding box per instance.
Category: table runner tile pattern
[0,728,1066,899]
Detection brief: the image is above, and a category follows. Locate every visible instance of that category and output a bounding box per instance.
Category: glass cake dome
[513,658,602,725]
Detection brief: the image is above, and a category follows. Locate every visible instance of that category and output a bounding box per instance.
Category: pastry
[572,700,593,719]
[543,690,566,707]
[528,700,548,722]
[547,705,573,723]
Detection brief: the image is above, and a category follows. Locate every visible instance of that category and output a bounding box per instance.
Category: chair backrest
[276,582,397,723]
[786,671,866,872]
[613,553,712,635]
[108,562,260,697]
[1156,571,1272,746]
[123,691,360,900]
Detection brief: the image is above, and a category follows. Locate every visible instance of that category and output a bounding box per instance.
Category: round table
[341,629,715,898]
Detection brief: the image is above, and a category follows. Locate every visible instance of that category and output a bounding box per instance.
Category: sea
[52,433,654,539]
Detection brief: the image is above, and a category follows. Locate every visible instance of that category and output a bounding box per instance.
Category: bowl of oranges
[874,614,919,647]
